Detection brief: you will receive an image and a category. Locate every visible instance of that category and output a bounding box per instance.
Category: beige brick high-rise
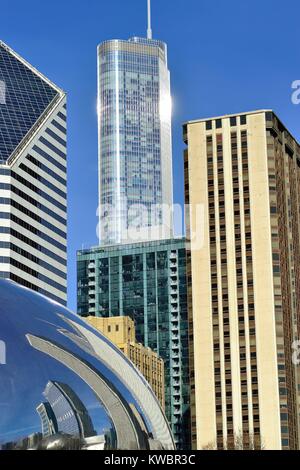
[85,316,165,410]
[183,110,300,450]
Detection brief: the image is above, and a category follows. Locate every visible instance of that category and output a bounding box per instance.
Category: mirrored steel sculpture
[0,280,174,450]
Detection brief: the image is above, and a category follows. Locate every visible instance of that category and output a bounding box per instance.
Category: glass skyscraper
[97,37,173,245]
[0,40,67,305]
[77,238,190,449]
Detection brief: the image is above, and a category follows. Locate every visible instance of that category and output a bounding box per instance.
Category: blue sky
[1,0,299,311]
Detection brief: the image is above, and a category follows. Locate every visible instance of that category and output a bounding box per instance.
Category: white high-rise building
[0,41,67,305]
[97,1,173,245]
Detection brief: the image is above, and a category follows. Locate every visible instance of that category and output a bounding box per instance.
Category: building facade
[0,41,67,305]
[77,238,190,449]
[184,110,300,449]
[86,315,165,409]
[43,381,96,438]
[97,37,173,245]
[36,402,57,438]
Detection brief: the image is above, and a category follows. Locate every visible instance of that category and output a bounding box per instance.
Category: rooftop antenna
[147,0,153,39]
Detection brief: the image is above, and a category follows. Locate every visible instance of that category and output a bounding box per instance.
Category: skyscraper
[184,110,300,449]
[97,4,173,245]
[77,2,190,448]
[36,402,58,438]
[0,41,67,305]
[43,381,96,438]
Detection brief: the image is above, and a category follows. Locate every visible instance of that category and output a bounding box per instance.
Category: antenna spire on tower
[147,0,152,39]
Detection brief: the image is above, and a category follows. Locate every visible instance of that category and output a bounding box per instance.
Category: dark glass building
[77,238,190,449]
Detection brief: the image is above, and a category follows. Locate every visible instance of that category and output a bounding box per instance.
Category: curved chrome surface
[0,280,174,450]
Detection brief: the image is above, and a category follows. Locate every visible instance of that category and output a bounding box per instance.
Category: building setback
[77,238,190,449]
[86,315,165,409]
[184,110,300,449]
[0,41,67,305]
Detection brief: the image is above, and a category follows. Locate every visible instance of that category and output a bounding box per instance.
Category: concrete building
[77,238,190,449]
[183,110,300,449]
[86,315,165,409]
[0,41,67,305]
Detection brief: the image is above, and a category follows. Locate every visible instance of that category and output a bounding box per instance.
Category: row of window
[33,144,66,174]
[0,241,66,279]
[0,226,66,265]
[10,199,66,239]
[206,114,247,131]
[10,185,66,225]
[9,273,66,306]
[9,213,66,252]
[11,170,66,213]
[0,256,66,293]
[19,161,66,199]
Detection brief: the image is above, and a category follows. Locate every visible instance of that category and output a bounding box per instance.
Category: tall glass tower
[97,31,173,245]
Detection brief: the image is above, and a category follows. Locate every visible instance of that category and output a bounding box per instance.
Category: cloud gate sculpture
[0,280,174,450]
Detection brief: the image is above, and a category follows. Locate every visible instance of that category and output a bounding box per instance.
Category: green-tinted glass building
[77,238,190,449]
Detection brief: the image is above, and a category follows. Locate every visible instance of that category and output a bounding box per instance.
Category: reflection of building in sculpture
[27,330,173,450]
[86,316,165,409]
[43,381,96,438]
[0,279,174,451]
[36,402,58,437]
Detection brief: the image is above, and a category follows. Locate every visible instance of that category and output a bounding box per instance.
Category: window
[206,120,212,130]
[116,324,119,332]
[265,112,273,122]
[240,115,247,125]
[230,117,237,126]
[216,119,222,129]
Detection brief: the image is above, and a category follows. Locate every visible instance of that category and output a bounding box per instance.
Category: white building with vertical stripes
[0,41,67,305]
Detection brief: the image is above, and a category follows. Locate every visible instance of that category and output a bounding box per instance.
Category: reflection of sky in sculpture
[0,280,174,450]
[0,312,113,443]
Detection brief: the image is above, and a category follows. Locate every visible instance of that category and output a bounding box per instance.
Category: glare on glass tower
[97,1,173,245]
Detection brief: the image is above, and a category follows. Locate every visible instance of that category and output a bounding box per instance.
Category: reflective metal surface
[0,280,174,450]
